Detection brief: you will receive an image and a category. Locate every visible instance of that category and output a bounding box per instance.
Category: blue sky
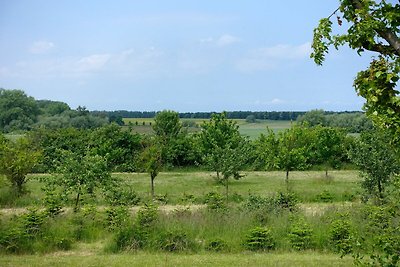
[0,0,375,111]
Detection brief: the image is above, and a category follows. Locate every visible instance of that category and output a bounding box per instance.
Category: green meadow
[123,118,292,139]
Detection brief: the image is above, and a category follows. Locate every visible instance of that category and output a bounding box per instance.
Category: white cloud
[199,34,240,47]
[257,42,311,59]
[236,42,311,72]
[216,34,240,47]
[76,54,111,72]
[29,41,55,54]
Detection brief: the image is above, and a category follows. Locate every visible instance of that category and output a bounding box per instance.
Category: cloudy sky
[0,0,375,111]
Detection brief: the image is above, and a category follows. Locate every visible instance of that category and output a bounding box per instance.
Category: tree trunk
[151,176,155,200]
[286,170,289,191]
[377,179,383,200]
[225,178,229,202]
[74,192,80,212]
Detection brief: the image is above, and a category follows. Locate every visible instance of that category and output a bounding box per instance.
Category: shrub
[204,192,226,212]
[243,226,276,251]
[105,206,130,231]
[112,225,147,252]
[288,221,314,250]
[135,204,158,228]
[242,194,270,211]
[106,186,141,206]
[329,219,352,254]
[273,192,298,212]
[156,229,196,252]
[315,190,334,203]
[206,238,228,252]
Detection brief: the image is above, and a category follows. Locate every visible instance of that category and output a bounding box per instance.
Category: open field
[0,251,353,267]
[0,170,361,207]
[123,118,293,139]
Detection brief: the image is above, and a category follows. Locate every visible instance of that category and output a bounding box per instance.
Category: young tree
[253,128,279,170]
[312,0,400,142]
[53,151,113,211]
[152,110,189,167]
[141,141,163,199]
[276,126,310,190]
[199,112,249,200]
[311,126,346,177]
[0,135,41,194]
[348,130,399,201]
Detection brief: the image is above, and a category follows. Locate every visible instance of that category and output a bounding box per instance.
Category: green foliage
[243,226,276,251]
[205,238,228,252]
[105,185,141,206]
[288,220,314,250]
[51,151,114,210]
[200,112,249,199]
[273,192,298,212]
[0,135,41,194]
[276,126,310,186]
[105,206,130,231]
[245,115,257,123]
[329,218,353,255]
[0,89,40,132]
[155,229,196,252]
[135,204,159,228]
[312,0,400,142]
[315,190,334,203]
[348,130,399,201]
[203,191,227,212]
[89,124,142,172]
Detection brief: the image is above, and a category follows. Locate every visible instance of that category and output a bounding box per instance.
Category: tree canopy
[312,0,400,141]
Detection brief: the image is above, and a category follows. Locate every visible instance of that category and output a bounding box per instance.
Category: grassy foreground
[0,251,352,267]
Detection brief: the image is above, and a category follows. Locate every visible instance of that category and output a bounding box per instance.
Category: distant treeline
[99,110,306,120]
[100,110,365,121]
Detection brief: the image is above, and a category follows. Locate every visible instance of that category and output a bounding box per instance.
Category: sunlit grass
[0,251,353,267]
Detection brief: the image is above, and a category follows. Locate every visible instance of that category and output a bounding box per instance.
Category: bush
[288,221,314,250]
[206,238,228,252]
[105,206,130,231]
[106,186,141,206]
[109,224,148,252]
[135,204,158,228]
[242,194,271,211]
[243,226,276,251]
[204,192,226,212]
[329,219,352,254]
[156,229,196,252]
[273,192,298,212]
[315,190,334,203]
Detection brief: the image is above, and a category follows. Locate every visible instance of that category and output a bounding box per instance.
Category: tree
[348,130,399,201]
[311,126,346,177]
[89,124,142,172]
[253,128,279,170]
[53,151,113,211]
[0,89,40,132]
[276,126,310,190]
[297,109,327,127]
[312,0,400,142]
[152,110,186,167]
[199,112,249,200]
[141,141,163,199]
[0,135,41,194]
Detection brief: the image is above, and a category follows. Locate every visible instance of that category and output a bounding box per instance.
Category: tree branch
[349,0,400,56]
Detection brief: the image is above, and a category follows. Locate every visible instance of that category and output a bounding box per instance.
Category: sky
[0,0,376,112]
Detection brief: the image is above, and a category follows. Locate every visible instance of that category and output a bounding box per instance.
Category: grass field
[0,251,353,267]
[0,170,361,207]
[123,118,293,139]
